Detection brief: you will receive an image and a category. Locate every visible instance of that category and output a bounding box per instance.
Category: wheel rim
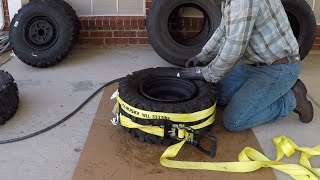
[24,15,59,50]
[140,77,197,103]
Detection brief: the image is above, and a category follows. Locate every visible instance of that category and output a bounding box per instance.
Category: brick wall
[1,0,320,50]
[78,0,205,45]
[78,16,148,45]
[2,0,9,31]
[77,0,152,45]
[168,14,204,42]
[313,26,320,50]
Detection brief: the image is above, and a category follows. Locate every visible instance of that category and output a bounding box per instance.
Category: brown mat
[72,83,276,180]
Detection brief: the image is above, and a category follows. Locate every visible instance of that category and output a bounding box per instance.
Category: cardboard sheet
[72,83,276,180]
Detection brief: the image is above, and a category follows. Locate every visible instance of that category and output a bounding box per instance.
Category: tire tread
[119,68,216,146]
[0,71,19,125]
[10,0,80,68]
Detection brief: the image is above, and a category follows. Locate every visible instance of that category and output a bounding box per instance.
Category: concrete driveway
[0,46,319,180]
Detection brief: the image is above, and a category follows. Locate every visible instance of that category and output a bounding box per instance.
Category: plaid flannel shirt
[197,0,299,83]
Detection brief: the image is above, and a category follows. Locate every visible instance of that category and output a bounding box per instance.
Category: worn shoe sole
[294,79,314,123]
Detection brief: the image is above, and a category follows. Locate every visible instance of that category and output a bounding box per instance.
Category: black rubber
[0,71,19,125]
[147,0,222,67]
[282,0,317,60]
[10,0,80,68]
[119,67,216,146]
[148,0,317,66]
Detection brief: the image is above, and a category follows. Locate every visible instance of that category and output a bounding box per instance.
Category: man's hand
[178,67,205,81]
[185,56,203,68]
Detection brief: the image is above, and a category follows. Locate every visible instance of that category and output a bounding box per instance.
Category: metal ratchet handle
[194,134,217,158]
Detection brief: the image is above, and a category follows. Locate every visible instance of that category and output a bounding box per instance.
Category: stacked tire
[10,0,80,68]
[0,71,19,125]
[119,68,216,145]
[147,0,317,66]
[281,0,317,60]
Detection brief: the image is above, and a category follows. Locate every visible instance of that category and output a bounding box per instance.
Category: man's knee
[217,96,231,106]
[216,82,234,106]
[222,110,248,132]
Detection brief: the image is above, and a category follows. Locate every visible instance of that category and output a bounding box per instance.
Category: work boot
[292,79,314,123]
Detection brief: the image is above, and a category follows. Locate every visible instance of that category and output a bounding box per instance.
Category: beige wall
[313,1,320,24]
[64,0,145,16]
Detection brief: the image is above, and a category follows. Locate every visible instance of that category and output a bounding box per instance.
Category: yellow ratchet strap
[120,114,215,138]
[114,95,320,179]
[116,96,216,123]
[160,135,320,180]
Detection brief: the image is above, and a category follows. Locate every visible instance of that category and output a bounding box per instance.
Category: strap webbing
[114,94,320,179]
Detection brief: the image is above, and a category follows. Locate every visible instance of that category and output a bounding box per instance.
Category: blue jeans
[216,60,301,131]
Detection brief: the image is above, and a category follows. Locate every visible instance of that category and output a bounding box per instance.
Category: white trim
[312,0,315,11]
[8,0,29,20]
[91,0,94,14]
[88,0,145,16]
[0,0,4,30]
[116,0,119,14]
[78,14,145,17]
[143,0,146,17]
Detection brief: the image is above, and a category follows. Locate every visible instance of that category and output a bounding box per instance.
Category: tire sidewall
[0,71,19,124]
[119,68,216,145]
[119,68,216,113]
[147,0,221,66]
[10,1,77,67]
[11,3,73,62]
[281,0,317,60]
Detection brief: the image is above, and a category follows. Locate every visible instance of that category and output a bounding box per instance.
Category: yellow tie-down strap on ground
[114,96,320,180]
[160,135,320,180]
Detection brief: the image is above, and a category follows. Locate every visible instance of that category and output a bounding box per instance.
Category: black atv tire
[282,0,317,60]
[118,67,216,146]
[147,0,222,67]
[0,71,19,125]
[147,0,316,67]
[10,0,80,68]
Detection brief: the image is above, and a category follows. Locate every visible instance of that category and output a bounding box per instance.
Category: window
[65,0,145,16]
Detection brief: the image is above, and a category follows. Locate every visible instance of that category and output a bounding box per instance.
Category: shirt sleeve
[202,0,259,83]
[196,17,226,64]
